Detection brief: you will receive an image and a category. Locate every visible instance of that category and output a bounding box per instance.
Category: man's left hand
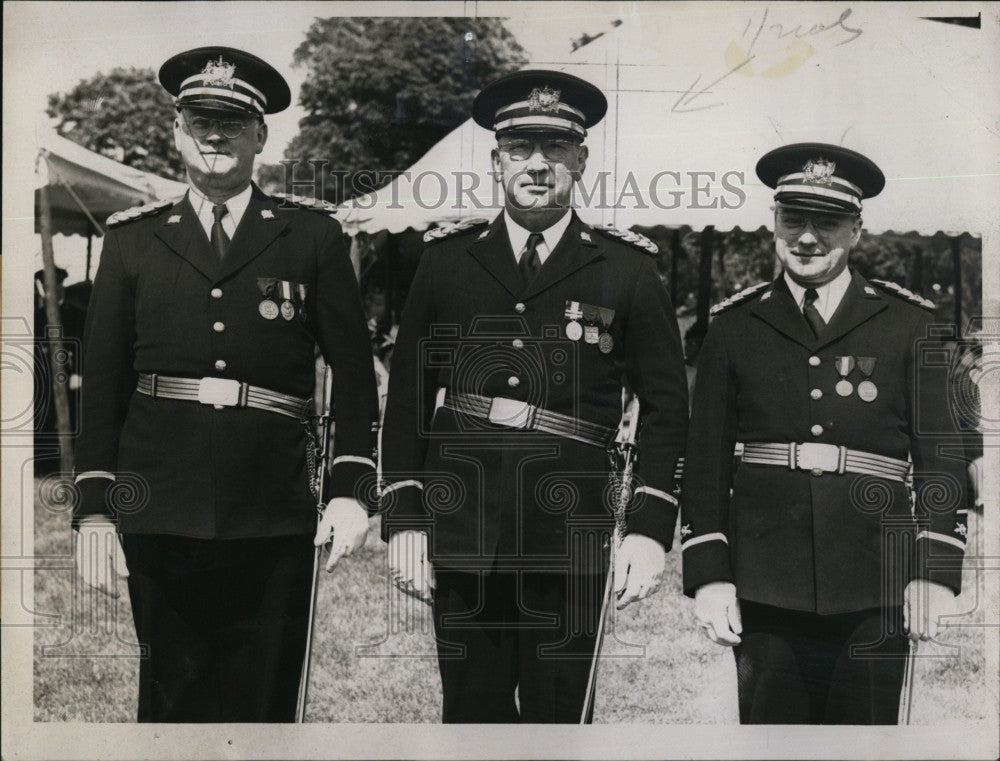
[314,497,369,571]
[903,579,955,642]
[614,533,665,609]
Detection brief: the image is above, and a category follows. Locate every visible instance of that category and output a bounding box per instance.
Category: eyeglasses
[776,209,855,234]
[183,113,256,139]
[497,138,581,162]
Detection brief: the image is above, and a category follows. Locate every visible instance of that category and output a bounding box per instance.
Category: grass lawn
[33,480,993,723]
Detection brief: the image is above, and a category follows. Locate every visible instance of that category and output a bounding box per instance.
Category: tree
[47,67,184,180]
[282,17,527,202]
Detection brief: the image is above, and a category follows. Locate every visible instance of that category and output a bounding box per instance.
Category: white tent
[340,5,998,235]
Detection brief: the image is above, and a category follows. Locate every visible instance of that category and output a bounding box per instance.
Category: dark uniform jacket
[74,185,378,539]
[380,212,688,571]
[682,271,968,614]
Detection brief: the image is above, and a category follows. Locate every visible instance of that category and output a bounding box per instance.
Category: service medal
[281,300,296,321]
[598,332,614,354]
[584,325,599,344]
[566,320,583,341]
[835,379,854,397]
[857,380,878,402]
[259,299,279,320]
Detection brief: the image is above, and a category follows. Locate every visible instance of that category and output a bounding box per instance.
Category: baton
[580,395,639,723]
[295,366,335,723]
[898,639,918,725]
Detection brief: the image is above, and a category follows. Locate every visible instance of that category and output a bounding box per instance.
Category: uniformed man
[682,143,968,724]
[72,47,378,722]
[379,70,688,723]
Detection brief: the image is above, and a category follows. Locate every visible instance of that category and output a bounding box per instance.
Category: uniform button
[215,359,227,372]
[512,339,524,349]
[810,424,824,436]
[808,355,821,367]
[811,468,824,477]
[514,302,526,314]
[810,388,823,400]
[210,288,223,299]
[507,376,520,388]
[213,321,225,333]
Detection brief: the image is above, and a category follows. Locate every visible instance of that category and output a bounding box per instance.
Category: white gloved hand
[314,497,369,571]
[903,579,955,642]
[388,530,434,605]
[613,533,665,610]
[694,581,742,646]
[75,518,128,598]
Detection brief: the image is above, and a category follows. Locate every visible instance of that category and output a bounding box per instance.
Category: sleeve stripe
[681,532,728,551]
[75,471,116,483]
[331,455,376,469]
[381,479,423,495]
[634,485,678,506]
[916,530,966,550]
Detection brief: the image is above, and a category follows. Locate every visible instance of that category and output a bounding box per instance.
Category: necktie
[211,204,230,261]
[519,233,543,285]
[803,287,826,337]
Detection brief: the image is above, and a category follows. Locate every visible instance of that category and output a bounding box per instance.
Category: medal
[581,304,600,344]
[584,325,599,344]
[856,356,878,402]
[598,332,614,354]
[834,356,855,397]
[564,301,584,341]
[295,284,308,321]
[258,299,279,320]
[281,300,296,320]
[566,320,583,341]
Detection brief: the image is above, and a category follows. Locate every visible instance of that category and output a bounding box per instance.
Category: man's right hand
[74,518,129,598]
[694,581,742,646]
[387,530,434,605]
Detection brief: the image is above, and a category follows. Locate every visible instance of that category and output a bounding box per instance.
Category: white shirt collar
[188,184,253,240]
[783,267,853,322]
[503,210,573,264]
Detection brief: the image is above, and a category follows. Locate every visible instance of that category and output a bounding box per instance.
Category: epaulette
[422,218,489,244]
[710,281,771,316]
[270,193,338,216]
[593,225,659,256]
[869,279,936,311]
[106,198,175,228]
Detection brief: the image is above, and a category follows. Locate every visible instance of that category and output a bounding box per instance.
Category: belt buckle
[795,442,840,474]
[488,397,533,429]
[197,377,241,407]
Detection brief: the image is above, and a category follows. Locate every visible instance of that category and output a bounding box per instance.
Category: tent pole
[38,184,75,475]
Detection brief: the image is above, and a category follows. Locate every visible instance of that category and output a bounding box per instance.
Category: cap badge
[527,86,561,113]
[202,56,236,87]
[803,158,836,185]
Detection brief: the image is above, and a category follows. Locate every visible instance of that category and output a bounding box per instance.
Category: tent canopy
[34,132,187,237]
[340,6,998,236]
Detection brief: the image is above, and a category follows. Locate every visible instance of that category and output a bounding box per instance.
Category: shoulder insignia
[869,279,936,311]
[422,218,489,244]
[592,225,659,256]
[270,192,338,216]
[710,281,771,316]
[106,198,175,228]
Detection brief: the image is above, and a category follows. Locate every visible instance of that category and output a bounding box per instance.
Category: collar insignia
[167,214,182,224]
[261,209,275,220]
[760,290,772,301]
[202,56,236,87]
[864,286,876,295]
[580,231,591,242]
[803,158,836,185]
[527,86,561,113]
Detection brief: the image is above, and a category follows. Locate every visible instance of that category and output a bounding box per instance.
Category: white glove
[313,497,369,571]
[75,518,128,598]
[694,581,742,646]
[388,530,434,605]
[904,579,955,642]
[614,533,665,610]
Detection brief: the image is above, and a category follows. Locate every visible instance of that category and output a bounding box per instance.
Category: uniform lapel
[813,270,887,350]
[467,216,525,297]
[521,213,602,300]
[750,276,817,350]
[217,184,289,281]
[154,195,219,281]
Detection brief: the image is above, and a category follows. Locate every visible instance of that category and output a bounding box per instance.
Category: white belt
[741,442,910,482]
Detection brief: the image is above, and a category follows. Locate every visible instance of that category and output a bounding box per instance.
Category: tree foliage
[282,17,527,202]
[47,67,184,180]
